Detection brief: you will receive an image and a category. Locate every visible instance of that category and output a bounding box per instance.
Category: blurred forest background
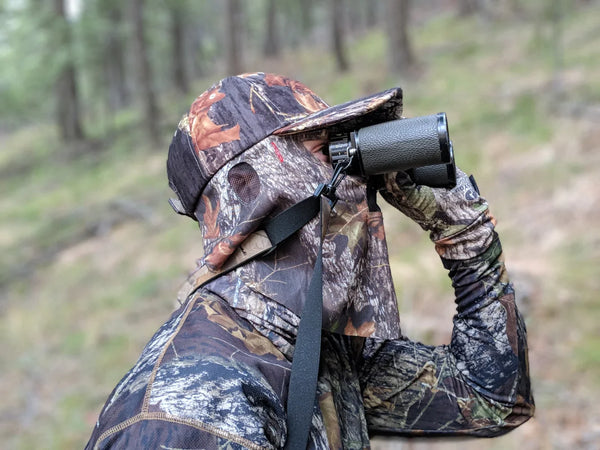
[1,0,599,448]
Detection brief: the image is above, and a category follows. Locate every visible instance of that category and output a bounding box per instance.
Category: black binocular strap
[231,194,326,450]
[262,195,327,449]
[177,194,325,449]
[283,198,327,450]
[176,196,321,303]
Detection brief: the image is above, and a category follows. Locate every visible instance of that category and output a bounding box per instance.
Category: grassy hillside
[2,5,599,449]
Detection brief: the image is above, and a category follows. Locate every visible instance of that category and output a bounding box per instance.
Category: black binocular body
[328,113,457,188]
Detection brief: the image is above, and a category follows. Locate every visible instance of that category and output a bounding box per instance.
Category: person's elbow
[464,376,535,437]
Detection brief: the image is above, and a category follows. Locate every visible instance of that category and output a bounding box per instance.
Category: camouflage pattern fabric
[201,135,400,339]
[360,238,534,437]
[167,72,403,219]
[381,169,496,260]
[87,73,533,448]
[86,235,533,448]
[86,290,294,450]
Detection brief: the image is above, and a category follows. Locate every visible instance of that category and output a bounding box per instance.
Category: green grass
[575,336,600,378]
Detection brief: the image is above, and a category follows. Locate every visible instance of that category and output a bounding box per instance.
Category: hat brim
[273,87,403,136]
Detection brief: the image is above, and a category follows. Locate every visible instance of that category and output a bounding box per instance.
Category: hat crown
[167,73,329,217]
[167,72,403,219]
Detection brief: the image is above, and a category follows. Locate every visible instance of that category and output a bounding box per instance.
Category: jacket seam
[142,293,199,412]
[94,412,271,450]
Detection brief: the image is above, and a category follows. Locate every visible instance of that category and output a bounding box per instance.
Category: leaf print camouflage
[199,134,400,339]
[262,73,328,116]
[87,292,296,450]
[87,73,533,449]
[381,169,496,260]
[188,85,241,152]
[273,87,403,136]
[358,238,533,437]
[167,73,404,219]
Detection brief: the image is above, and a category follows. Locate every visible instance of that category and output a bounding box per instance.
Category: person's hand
[380,168,496,260]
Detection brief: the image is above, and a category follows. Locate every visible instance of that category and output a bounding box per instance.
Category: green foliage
[0,3,55,118]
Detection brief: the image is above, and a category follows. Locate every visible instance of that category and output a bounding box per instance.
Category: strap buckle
[313,157,354,207]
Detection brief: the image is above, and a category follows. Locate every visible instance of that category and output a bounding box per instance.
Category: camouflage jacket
[86,158,534,449]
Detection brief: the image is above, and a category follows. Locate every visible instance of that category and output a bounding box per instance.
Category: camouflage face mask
[196,134,332,272]
[194,134,399,339]
[167,72,404,339]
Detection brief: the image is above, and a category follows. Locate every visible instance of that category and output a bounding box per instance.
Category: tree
[347,0,380,33]
[53,0,84,142]
[130,0,160,141]
[263,0,280,58]
[169,2,190,94]
[458,0,479,17]
[299,0,314,33]
[225,0,244,75]
[331,0,349,72]
[188,22,207,79]
[99,0,130,111]
[365,0,380,29]
[385,0,415,74]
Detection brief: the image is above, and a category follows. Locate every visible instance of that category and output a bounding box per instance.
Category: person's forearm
[359,235,534,436]
[443,234,533,409]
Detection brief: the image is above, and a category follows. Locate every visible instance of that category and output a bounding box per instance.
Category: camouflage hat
[167,72,403,219]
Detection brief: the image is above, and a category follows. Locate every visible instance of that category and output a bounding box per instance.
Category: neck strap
[176,195,321,304]
[177,178,340,450]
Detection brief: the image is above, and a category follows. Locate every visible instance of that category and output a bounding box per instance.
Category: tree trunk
[348,0,362,33]
[366,0,379,28]
[225,0,243,75]
[458,0,479,16]
[103,2,130,111]
[331,0,349,72]
[550,0,565,101]
[53,0,84,142]
[130,0,160,141]
[263,0,279,57]
[170,4,190,94]
[299,0,313,33]
[189,26,206,78]
[386,0,415,73]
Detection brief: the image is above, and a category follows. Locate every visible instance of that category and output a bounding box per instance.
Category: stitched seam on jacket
[142,293,200,412]
[95,412,271,450]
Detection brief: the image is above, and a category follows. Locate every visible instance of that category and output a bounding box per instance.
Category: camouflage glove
[380,168,496,260]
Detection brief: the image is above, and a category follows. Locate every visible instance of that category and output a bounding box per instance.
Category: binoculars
[328,113,457,188]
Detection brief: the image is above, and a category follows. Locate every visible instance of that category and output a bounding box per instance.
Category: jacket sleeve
[358,235,534,437]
